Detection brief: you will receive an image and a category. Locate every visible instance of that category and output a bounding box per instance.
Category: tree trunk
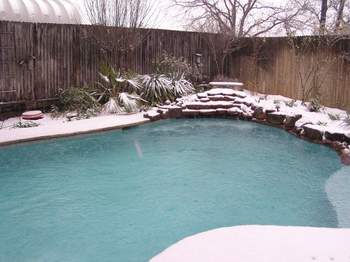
[320,0,328,34]
[335,0,346,31]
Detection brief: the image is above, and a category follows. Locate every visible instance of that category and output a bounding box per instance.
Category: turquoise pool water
[0,119,348,262]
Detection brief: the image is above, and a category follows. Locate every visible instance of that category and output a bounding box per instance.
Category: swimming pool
[0,119,348,261]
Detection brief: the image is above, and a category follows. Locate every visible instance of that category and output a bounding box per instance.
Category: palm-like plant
[171,74,194,98]
[139,74,173,105]
[96,65,145,113]
[139,74,194,105]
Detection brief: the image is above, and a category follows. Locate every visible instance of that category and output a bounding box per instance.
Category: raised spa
[0,119,348,261]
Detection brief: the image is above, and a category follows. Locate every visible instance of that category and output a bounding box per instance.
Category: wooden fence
[0,21,214,112]
[0,20,349,112]
[228,37,350,109]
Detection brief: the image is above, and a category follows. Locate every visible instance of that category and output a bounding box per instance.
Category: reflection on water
[326,166,350,227]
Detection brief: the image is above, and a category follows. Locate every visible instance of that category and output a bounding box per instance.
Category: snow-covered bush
[139,74,194,105]
[285,99,296,107]
[308,97,322,112]
[343,112,350,125]
[328,112,341,121]
[97,65,145,114]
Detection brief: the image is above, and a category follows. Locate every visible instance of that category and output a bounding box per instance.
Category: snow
[206,88,246,98]
[184,101,234,107]
[0,112,149,146]
[151,225,350,262]
[209,82,244,86]
[179,88,350,141]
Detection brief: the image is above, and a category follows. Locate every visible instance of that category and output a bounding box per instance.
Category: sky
[75,0,292,32]
[75,0,186,30]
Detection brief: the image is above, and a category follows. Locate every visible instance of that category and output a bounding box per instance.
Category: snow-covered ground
[151,225,350,262]
[0,112,149,146]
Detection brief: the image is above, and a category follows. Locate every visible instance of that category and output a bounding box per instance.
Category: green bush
[55,87,100,116]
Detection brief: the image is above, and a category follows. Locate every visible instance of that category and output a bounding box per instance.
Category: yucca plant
[139,74,194,105]
[139,74,174,105]
[96,64,145,114]
[171,75,195,98]
[343,112,350,126]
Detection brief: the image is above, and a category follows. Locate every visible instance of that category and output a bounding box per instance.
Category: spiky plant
[139,74,174,105]
[139,74,194,105]
[171,75,194,98]
[97,64,145,114]
[343,112,350,126]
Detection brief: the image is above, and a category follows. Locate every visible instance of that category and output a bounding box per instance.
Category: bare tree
[335,0,347,30]
[85,0,157,28]
[320,0,328,34]
[173,0,302,77]
[287,0,350,34]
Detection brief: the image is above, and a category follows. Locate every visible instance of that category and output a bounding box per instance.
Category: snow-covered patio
[0,112,149,146]
[151,225,350,262]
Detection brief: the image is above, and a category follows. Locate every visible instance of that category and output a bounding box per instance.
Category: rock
[216,109,228,116]
[208,95,236,101]
[22,110,44,120]
[267,112,286,125]
[325,131,350,144]
[330,141,346,152]
[157,108,169,119]
[185,101,234,110]
[167,106,183,118]
[206,88,246,98]
[227,107,242,117]
[199,98,210,102]
[303,125,323,141]
[265,109,276,114]
[165,100,171,105]
[182,109,200,117]
[341,150,350,165]
[253,107,266,120]
[144,111,162,121]
[199,109,217,116]
[285,114,302,129]
[197,93,208,99]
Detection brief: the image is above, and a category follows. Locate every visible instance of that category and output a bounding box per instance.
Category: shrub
[285,99,296,107]
[139,74,174,104]
[139,74,194,105]
[56,87,100,117]
[343,112,350,125]
[171,77,195,98]
[308,97,322,112]
[328,112,341,121]
[97,64,145,114]
[154,52,192,79]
